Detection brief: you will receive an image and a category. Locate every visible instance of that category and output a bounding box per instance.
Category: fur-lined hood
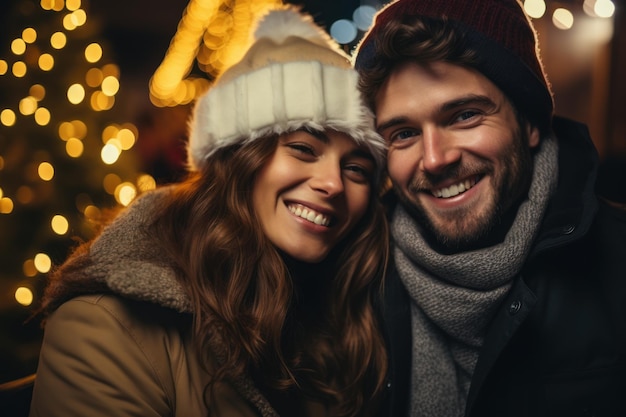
[42,187,191,315]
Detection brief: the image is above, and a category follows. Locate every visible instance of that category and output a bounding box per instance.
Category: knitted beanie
[187,7,386,170]
[354,0,554,132]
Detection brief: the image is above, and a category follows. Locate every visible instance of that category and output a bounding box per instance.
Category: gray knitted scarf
[392,135,558,417]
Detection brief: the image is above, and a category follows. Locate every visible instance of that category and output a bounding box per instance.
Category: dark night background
[0,2,625,415]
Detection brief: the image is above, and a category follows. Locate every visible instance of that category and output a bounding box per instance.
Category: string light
[0,0,156,313]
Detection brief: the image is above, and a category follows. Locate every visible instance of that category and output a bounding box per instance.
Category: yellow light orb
[50,32,67,49]
[103,173,121,194]
[85,43,103,63]
[101,140,122,164]
[12,61,27,77]
[29,84,46,100]
[51,214,69,235]
[34,252,52,273]
[101,75,119,96]
[66,137,84,157]
[34,107,51,126]
[115,182,137,207]
[1,109,17,126]
[23,259,38,277]
[15,287,34,307]
[22,28,38,43]
[11,38,27,55]
[38,53,54,71]
[0,197,14,214]
[38,161,54,181]
[0,60,7,75]
[67,83,85,104]
[19,96,38,115]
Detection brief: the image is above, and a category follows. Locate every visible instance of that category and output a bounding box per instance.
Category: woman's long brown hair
[151,135,389,417]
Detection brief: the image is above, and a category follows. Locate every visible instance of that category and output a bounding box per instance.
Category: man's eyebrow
[376,94,497,132]
[376,116,409,133]
[440,94,496,113]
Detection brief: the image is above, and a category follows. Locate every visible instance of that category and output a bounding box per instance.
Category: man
[354,0,626,416]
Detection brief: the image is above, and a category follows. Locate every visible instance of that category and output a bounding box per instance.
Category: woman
[29,8,389,417]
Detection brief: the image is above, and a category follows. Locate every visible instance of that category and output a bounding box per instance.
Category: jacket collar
[529,116,599,258]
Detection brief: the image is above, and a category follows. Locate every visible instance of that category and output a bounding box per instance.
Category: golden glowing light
[553,8,574,29]
[67,83,86,104]
[101,75,119,96]
[71,9,87,26]
[51,215,69,235]
[29,84,46,100]
[34,253,52,273]
[0,60,7,75]
[34,107,51,125]
[115,182,137,206]
[66,0,82,11]
[19,96,38,115]
[90,91,114,111]
[23,259,38,277]
[11,38,27,55]
[86,67,103,87]
[22,28,38,43]
[38,162,55,181]
[15,287,34,307]
[65,137,84,157]
[117,128,136,150]
[12,61,27,77]
[102,63,120,78]
[595,0,616,18]
[85,43,103,63]
[84,204,102,221]
[38,53,54,71]
[524,0,547,18]
[103,173,121,194]
[137,174,157,192]
[63,14,78,31]
[101,140,122,164]
[1,109,17,126]
[50,32,67,49]
[0,197,14,214]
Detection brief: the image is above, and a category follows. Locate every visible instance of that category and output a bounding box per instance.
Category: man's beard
[396,129,535,253]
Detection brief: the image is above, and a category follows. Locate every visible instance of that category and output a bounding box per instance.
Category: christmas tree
[0,0,151,382]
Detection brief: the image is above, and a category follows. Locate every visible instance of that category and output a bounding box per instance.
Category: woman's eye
[344,164,373,182]
[287,143,315,155]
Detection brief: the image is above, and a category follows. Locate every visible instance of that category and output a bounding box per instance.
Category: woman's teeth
[288,205,331,226]
[432,178,476,198]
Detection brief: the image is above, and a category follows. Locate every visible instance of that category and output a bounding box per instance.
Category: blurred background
[0,0,625,387]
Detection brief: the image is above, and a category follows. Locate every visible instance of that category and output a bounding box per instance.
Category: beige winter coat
[29,188,322,417]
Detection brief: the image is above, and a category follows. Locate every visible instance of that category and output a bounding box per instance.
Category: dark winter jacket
[379,116,626,417]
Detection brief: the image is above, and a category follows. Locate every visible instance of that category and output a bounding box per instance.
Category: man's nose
[420,127,461,174]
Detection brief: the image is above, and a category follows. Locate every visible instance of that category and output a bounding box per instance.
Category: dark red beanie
[354,0,554,132]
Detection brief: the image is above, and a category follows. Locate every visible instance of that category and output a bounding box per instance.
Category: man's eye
[455,110,480,122]
[389,129,419,143]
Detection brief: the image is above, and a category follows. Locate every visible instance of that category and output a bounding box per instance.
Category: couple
[30,1,626,416]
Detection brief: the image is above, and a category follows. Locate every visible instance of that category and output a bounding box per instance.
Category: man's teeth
[288,205,331,226]
[433,179,475,198]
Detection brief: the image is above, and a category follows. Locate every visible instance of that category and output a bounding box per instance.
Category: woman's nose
[309,161,344,197]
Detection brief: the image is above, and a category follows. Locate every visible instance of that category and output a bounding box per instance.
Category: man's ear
[527,124,540,148]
